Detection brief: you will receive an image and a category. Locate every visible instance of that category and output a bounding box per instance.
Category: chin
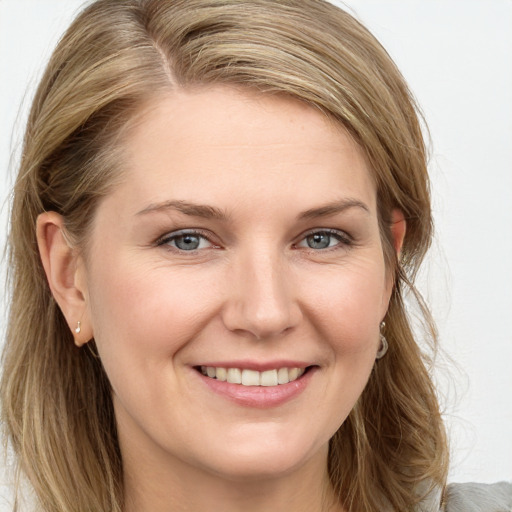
[209,454,313,482]
[197,429,328,482]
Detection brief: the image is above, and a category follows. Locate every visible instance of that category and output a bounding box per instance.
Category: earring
[376,321,388,359]
[74,321,81,334]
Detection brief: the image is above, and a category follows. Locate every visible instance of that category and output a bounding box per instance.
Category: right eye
[295,229,352,251]
[157,230,215,252]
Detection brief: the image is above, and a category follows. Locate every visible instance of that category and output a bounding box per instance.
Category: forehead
[109,86,376,215]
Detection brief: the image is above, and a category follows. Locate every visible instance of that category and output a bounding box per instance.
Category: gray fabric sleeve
[444,482,512,512]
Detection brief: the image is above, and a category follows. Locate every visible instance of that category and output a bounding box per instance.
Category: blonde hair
[1,1,447,510]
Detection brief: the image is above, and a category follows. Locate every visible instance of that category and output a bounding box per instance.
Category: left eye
[296,230,347,250]
[159,232,213,251]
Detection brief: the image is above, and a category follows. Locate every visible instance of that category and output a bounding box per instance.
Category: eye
[296,230,351,250]
[157,230,214,251]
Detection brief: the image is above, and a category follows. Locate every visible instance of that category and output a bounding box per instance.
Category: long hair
[1,1,448,510]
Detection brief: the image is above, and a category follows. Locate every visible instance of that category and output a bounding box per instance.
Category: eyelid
[294,228,353,249]
[156,228,218,249]
[154,227,353,251]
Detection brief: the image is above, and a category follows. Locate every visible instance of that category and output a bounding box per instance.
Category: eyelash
[156,229,217,252]
[294,228,353,251]
[156,228,353,253]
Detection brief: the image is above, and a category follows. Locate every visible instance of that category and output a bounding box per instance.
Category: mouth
[195,366,312,387]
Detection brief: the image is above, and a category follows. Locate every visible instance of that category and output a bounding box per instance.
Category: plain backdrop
[1,0,511,507]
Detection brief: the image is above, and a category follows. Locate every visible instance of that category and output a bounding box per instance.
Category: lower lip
[196,368,315,408]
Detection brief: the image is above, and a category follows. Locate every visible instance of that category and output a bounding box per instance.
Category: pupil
[176,235,200,250]
[307,232,330,249]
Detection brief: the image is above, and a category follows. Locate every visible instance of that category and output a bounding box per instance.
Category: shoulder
[443,482,512,512]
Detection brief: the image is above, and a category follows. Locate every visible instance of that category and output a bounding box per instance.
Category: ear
[380,209,407,318]
[36,212,93,346]
[390,209,406,257]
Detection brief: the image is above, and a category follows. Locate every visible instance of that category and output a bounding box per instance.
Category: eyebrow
[297,198,370,220]
[136,200,229,220]
[136,198,370,221]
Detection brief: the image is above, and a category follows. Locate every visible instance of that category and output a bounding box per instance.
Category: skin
[37,86,405,512]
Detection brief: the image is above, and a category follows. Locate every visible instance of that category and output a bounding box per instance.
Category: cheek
[300,258,388,353]
[86,259,221,372]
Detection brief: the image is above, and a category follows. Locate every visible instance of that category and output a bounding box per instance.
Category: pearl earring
[74,321,81,334]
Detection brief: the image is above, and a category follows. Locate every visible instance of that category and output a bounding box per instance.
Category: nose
[221,249,302,340]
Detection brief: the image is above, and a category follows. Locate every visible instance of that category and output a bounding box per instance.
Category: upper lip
[193,360,314,371]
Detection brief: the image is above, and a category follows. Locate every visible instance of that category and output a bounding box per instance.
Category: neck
[123,444,344,512]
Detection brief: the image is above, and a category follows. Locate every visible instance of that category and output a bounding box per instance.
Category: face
[79,87,396,482]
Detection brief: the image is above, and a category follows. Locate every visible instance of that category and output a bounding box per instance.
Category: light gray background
[1,0,511,506]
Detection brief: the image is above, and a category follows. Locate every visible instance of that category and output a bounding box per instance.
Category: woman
[1,1,510,511]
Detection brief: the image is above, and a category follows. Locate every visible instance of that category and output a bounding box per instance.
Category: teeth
[241,369,260,386]
[201,366,306,386]
[216,367,227,381]
[260,369,278,387]
[227,367,242,384]
[288,368,299,381]
[277,367,289,384]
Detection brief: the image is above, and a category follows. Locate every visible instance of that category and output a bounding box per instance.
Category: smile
[199,366,306,386]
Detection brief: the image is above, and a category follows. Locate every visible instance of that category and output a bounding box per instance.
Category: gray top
[442,482,512,512]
